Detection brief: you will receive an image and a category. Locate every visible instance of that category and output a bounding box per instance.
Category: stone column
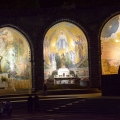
[0,56,3,73]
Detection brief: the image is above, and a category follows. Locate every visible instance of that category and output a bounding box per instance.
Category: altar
[54,68,76,84]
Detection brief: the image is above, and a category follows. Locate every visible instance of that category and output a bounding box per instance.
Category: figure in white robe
[70,51,76,65]
[50,52,56,71]
[56,30,68,50]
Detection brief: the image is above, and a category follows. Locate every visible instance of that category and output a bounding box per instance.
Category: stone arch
[100,14,120,75]
[0,25,33,91]
[43,21,89,88]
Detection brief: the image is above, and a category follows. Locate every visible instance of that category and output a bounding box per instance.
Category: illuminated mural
[0,27,31,89]
[101,15,120,75]
[43,22,89,85]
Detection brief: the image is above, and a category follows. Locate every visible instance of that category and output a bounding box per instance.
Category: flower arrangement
[1,76,8,82]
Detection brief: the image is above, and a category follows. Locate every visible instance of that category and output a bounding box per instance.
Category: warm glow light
[115,39,119,42]
[10,63,14,71]
[71,42,75,46]
[52,43,55,47]
[109,25,112,28]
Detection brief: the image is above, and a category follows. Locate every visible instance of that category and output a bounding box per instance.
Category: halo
[57,28,67,35]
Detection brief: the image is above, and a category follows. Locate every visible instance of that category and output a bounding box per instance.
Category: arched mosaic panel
[43,22,89,86]
[101,15,120,75]
[0,27,31,90]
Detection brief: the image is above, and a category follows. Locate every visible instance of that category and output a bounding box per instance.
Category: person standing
[33,94,39,112]
[27,95,33,113]
[5,101,12,116]
[0,102,5,116]
[43,82,47,96]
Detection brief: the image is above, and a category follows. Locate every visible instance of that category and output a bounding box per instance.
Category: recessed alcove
[43,21,89,89]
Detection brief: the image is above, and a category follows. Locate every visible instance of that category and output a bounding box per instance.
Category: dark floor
[1,93,120,120]
[1,111,120,120]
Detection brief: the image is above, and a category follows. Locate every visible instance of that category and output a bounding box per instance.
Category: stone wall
[0,4,119,91]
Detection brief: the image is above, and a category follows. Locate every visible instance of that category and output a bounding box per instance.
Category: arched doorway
[101,15,120,75]
[0,27,32,92]
[43,21,89,89]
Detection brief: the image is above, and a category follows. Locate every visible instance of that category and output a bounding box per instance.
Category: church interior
[0,0,120,96]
